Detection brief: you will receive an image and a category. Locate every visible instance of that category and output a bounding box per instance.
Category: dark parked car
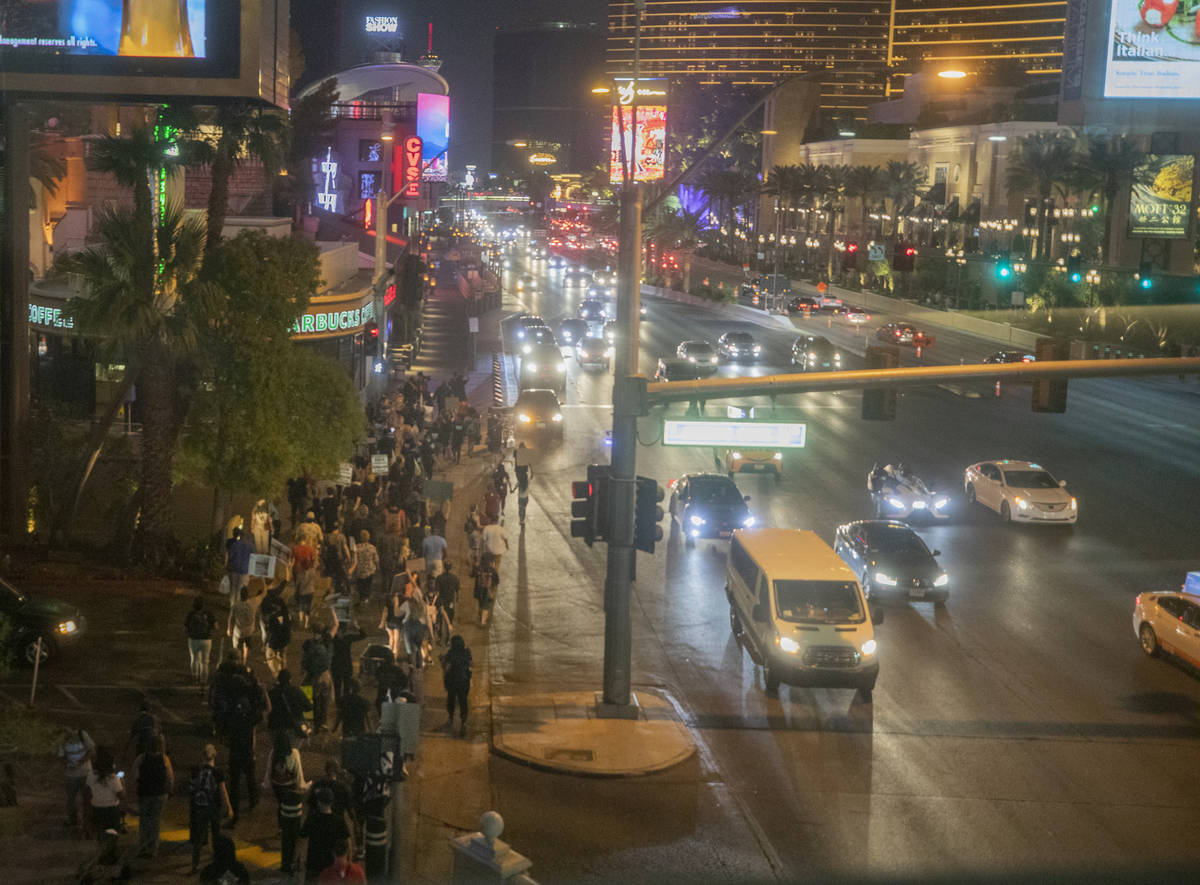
[983,350,1035,364]
[675,340,719,374]
[791,335,843,370]
[833,520,948,604]
[0,576,86,665]
[668,473,754,547]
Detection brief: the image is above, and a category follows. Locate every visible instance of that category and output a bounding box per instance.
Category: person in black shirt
[267,670,312,741]
[300,786,350,882]
[433,561,460,628]
[185,597,216,688]
[334,680,371,738]
[306,761,352,820]
[442,636,473,737]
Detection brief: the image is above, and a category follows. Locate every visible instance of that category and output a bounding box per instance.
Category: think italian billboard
[1128,154,1194,237]
[1103,0,1200,98]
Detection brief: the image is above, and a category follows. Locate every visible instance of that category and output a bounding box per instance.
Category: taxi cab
[723,448,782,479]
[1134,578,1200,672]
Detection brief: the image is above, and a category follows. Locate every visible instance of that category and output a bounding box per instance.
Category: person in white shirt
[480,521,508,571]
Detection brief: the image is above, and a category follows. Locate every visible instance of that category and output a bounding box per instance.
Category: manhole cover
[543,748,594,762]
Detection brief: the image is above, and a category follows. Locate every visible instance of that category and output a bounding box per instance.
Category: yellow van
[727,528,881,697]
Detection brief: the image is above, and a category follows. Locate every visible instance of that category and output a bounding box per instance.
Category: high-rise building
[606,1,890,121]
[886,0,1066,98]
[493,22,607,175]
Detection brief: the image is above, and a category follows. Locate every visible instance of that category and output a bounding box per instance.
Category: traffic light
[842,242,859,271]
[1031,337,1068,413]
[996,251,1012,280]
[1066,254,1082,284]
[634,476,665,554]
[570,465,610,546]
[1136,260,1153,290]
[862,345,899,421]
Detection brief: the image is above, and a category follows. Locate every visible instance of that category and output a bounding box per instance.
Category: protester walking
[262,594,292,677]
[301,786,351,882]
[474,556,500,626]
[132,733,174,858]
[421,527,448,582]
[188,744,232,873]
[185,597,216,688]
[433,560,460,628]
[514,448,533,527]
[379,586,405,662]
[263,730,309,876]
[334,680,371,739]
[441,635,473,737]
[222,670,263,828]
[56,724,95,829]
[318,838,366,884]
[293,538,317,629]
[85,747,124,841]
[225,527,254,606]
[302,635,334,734]
[352,530,379,601]
[481,519,509,572]
[199,833,251,885]
[268,669,312,741]
[227,586,260,667]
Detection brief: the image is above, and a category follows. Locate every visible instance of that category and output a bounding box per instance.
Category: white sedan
[1133,588,1200,669]
[963,460,1077,524]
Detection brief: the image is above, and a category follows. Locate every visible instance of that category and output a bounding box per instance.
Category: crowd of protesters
[54,368,531,882]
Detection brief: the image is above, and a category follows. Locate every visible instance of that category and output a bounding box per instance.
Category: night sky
[292,0,609,174]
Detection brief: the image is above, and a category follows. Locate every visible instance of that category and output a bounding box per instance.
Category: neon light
[317,148,338,211]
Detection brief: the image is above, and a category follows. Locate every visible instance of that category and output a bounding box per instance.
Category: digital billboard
[1103,0,1200,98]
[609,105,667,184]
[1128,154,1194,237]
[0,0,214,59]
[416,93,449,182]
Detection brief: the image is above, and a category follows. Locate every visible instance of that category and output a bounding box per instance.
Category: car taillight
[1134,594,1141,606]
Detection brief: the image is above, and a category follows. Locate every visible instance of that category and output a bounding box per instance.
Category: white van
[726,528,881,697]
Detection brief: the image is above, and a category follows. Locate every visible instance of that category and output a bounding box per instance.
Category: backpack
[186,609,210,638]
[190,765,218,809]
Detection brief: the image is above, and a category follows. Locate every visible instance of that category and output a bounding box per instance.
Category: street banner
[1129,154,1194,238]
[371,454,389,475]
[338,462,354,485]
[248,554,276,579]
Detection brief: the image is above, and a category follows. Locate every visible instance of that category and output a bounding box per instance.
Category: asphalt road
[487,246,1200,879]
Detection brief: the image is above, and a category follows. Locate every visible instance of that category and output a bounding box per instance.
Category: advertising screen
[0,0,211,59]
[416,93,449,182]
[609,105,667,184]
[1103,0,1200,98]
[1128,154,1194,237]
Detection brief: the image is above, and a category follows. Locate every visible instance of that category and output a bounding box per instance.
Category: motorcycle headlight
[689,514,706,527]
[874,572,898,586]
[517,413,532,424]
[743,515,756,527]
[777,636,800,654]
[552,413,563,422]
[887,497,904,509]
[861,638,877,655]
[934,573,949,587]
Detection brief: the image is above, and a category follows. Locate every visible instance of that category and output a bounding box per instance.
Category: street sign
[468,316,479,333]
[868,244,885,262]
[816,281,828,294]
[662,420,807,448]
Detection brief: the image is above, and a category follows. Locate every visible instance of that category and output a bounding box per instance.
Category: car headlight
[808,353,816,361]
[778,635,801,654]
[552,413,563,422]
[731,452,742,460]
[689,515,706,527]
[525,361,537,371]
[517,413,532,424]
[874,572,898,586]
[834,353,841,362]
[773,452,782,460]
[556,362,566,372]
[57,619,78,635]
[912,500,927,509]
[743,515,756,527]
[1015,496,1029,510]
[753,345,761,352]
[687,356,696,362]
[934,497,949,509]
[562,331,572,342]
[1070,497,1077,510]
[934,573,949,587]
[861,638,877,655]
[887,497,904,509]
[709,356,718,364]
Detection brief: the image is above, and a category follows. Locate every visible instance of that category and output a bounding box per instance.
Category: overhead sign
[1129,154,1193,238]
[662,420,807,448]
[399,135,423,199]
[529,153,556,166]
[1103,0,1200,98]
[0,0,213,60]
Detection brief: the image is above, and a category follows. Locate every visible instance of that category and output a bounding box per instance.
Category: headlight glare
[1016,496,1029,510]
[773,452,782,460]
[689,515,706,527]
[861,638,877,655]
[57,620,77,634]
[743,515,756,527]
[933,573,949,587]
[874,572,898,586]
[934,497,949,509]
[517,413,531,423]
[1070,497,1077,510]
[887,497,904,508]
[778,636,800,654]
[552,413,563,422]
[731,452,742,459]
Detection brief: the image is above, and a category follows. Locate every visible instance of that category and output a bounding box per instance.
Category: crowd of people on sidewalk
[52,368,534,883]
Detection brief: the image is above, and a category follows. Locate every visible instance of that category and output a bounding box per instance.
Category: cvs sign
[401,135,423,199]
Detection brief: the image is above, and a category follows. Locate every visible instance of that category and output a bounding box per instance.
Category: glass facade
[607,1,890,120]
[887,0,1067,96]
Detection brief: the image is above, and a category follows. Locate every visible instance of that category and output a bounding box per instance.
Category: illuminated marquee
[317,148,339,212]
[401,135,423,199]
[29,303,75,330]
[291,300,376,337]
[365,16,400,34]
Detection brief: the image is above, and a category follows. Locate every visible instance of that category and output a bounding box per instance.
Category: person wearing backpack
[268,669,312,741]
[188,744,232,874]
[127,700,160,759]
[132,733,174,858]
[263,730,309,875]
[185,597,216,688]
[262,595,292,677]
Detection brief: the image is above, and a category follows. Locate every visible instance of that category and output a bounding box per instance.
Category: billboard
[609,105,667,184]
[1128,154,1194,237]
[1103,0,1200,98]
[0,0,284,105]
[416,93,449,182]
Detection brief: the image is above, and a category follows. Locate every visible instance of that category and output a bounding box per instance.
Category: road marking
[57,685,85,708]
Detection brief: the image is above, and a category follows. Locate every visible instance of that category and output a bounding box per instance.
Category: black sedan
[791,335,843,370]
[0,576,86,665]
[558,318,589,346]
[983,350,1035,364]
[654,358,707,382]
[833,520,948,604]
[717,331,761,362]
[675,340,719,374]
[668,473,754,547]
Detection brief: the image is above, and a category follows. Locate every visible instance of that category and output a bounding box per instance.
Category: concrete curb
[489,686,697,778]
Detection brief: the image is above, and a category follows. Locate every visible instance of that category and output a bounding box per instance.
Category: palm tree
[62,203,215,547]
[819,165,850,275]
[884,160,927,239]
[1073,134,1144,263]
[845,165,888,239]
[698,167,755,256]
[1005,130,1079,259]
[645,208,705,292]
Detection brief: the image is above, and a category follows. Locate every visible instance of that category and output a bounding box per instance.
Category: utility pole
[601,0,644,712]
